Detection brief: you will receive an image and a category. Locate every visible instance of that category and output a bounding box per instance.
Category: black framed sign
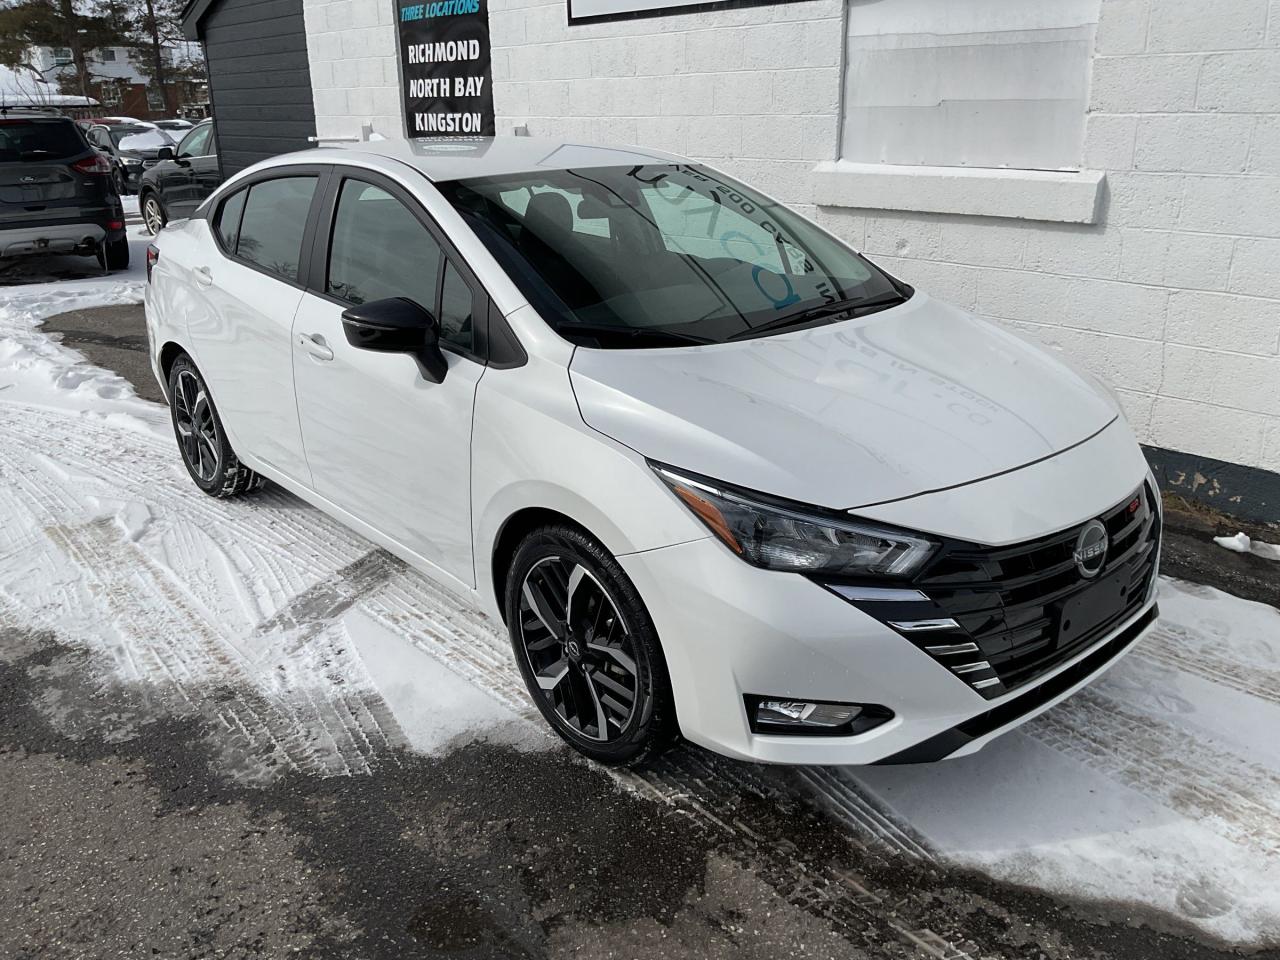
[396,0,495,136]
[567,0,794,25]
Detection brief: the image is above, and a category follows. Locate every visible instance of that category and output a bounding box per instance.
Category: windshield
[0,118,86,162]
[437,164,908,347]
[111,127,171,150]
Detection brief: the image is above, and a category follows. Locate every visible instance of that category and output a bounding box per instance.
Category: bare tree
[100,0,193,111]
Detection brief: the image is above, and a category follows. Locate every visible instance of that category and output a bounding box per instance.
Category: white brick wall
[300,0,1280,475]
[831,0,1280,474]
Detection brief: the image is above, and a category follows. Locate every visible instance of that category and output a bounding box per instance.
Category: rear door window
[215,189,247,251]
[0,118,86,162]
[235,177,318,282]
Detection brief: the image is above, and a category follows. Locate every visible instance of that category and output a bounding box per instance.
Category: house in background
[23,42,207,120]
[187,0,1280,522]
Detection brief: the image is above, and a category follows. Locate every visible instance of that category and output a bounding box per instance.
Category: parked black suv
[85,123,177,196]
[138,119,222,235]
[0,112,129,270]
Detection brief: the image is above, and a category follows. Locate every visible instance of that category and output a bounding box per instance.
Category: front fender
[471,350,707,620]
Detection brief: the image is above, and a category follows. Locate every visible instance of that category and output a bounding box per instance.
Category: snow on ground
[1216,531,1280,562]
[1,259,1279,944]
[0,238,539,782]
[846,577,1280,944]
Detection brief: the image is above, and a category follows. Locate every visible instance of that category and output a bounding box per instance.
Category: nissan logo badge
[1073,520,1109,579]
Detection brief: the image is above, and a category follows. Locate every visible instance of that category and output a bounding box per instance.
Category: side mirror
[340,297,448,383]
[157,146,174,161]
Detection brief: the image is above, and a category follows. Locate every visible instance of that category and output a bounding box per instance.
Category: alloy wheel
[518,556,641,742]
[143,197,165,235]
[173,369,221,483]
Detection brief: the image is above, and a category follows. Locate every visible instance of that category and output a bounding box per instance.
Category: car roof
[308,135,688,183]
[0,110,69,121]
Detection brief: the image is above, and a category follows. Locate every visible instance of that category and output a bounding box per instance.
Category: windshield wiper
[728,292,910,341]
[558,323,713,347]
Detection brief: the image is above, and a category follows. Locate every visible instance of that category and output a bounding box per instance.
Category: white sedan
[144,136,1161,767]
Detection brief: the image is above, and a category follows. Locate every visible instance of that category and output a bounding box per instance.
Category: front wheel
[142,193,166,235]
[505,525,677,766]
[167,355,265,498]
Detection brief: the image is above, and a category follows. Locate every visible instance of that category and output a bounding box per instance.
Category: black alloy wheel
[167,355,265,498]
[507,526,676,766]
[173,366,220,484]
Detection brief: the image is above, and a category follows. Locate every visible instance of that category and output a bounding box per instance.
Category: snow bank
[1215,531,1280,562]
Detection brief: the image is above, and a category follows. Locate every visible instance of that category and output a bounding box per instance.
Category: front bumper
[620,535,1158,765]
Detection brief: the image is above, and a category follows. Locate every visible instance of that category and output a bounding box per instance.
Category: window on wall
[52,47,72,66]
[100,48,117,62]
[146,85,165,110]
[840,0,1101,171]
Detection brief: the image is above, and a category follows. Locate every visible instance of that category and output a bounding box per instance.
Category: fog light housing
[746,696,893,737]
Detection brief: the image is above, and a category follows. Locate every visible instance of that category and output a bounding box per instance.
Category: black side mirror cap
[340,297,448,383]
[157,146,174,161]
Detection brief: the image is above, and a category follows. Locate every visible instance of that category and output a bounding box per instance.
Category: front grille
[829,482,1161,700]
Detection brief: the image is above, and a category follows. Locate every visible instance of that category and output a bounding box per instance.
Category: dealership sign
[397,0,495,136]
[567,0,798,23]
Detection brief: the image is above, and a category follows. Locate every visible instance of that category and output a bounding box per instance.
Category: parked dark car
[0,111,129,270]
[138,119,221,235]
[84,123,176,195]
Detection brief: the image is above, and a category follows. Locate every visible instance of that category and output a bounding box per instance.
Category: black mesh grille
[829,482,1161,700]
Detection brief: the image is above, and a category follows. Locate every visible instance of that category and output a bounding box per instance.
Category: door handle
[192,265,212,288]
[297,332,334,362]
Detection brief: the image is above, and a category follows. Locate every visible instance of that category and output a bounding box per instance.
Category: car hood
[568,293,1119,510]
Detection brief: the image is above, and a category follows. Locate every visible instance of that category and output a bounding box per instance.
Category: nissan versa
[143,137,1162,767]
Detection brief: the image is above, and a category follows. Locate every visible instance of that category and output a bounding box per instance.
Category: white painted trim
[811,161,1106,224]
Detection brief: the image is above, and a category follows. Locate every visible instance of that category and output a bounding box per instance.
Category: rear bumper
[1,216,125,258]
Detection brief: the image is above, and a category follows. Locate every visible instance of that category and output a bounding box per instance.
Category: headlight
[652,464,937,577]
[122,158,143,166]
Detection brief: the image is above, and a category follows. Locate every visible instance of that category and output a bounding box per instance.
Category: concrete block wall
[300,0,1280,477]
[832,0,1280,475]
[302,0,401,139]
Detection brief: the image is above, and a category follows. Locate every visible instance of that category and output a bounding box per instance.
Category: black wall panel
[198,0,316,176]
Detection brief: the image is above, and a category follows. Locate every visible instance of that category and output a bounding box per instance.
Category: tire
[142,193,167,235]
[167,354,265,498]
[505,524,677,766]
[100,235,129,271]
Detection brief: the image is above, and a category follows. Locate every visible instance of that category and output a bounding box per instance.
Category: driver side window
[177,125,211,159]
[326,178,475,353]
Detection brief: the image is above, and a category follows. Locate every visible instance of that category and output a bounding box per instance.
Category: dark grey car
[0,112,129,270]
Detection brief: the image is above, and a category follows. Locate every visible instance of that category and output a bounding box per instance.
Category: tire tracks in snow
[1138,624,1280,709]
[0,405,402,782]
[9,396,1279,954]
[1028,689,1280,859]
[0,399,990,958]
